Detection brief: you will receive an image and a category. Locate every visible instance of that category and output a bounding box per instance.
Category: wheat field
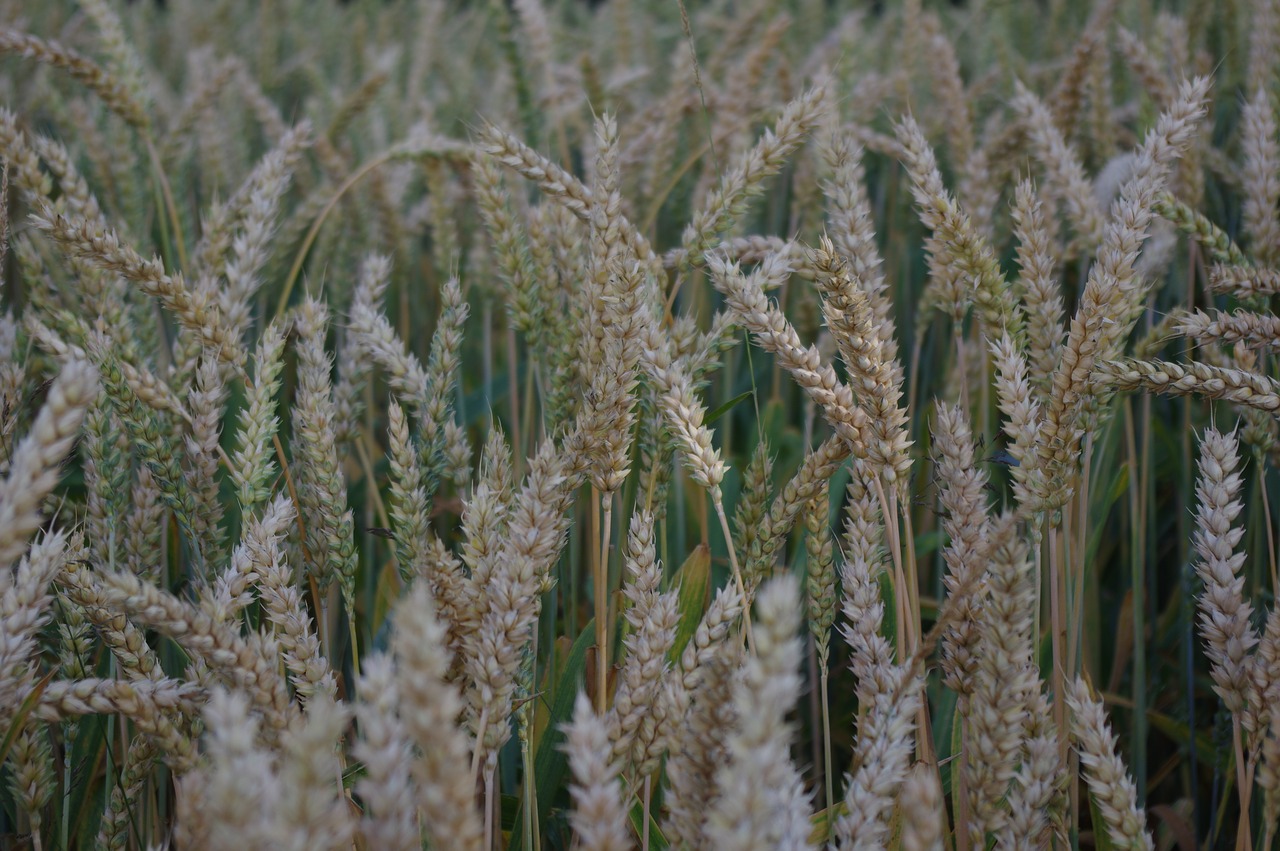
[0,0,1277,848]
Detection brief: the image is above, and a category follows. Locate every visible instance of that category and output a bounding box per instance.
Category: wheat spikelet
[275,695,356,847]
[705,575,813,850]
[565,692,631,851]
[59,562,162,684]
[816,133,895,358]
[662,645,740,848]
[1116,27,1174,109]
[480,122,660,274]
[353,654,417,851]
[1068,678,1154,851]
[709,251,871,459]
[1244,91,1280,266]
[0,531,74,732]
[0,358,96,568]
[990,332,1048,518]
[804,480,837,669]
[33,207,242,364]
[1154,191,1249,265]
[291,298,357,603]
[1036,76,1211,512]
[1255,608,1280,846]
[1009,180,1065,390]
[734,441,773,570]
[607,509,678,767]
[931,403,991,697]
[1000,691,1068,850]
[1210,263,1280,297]
[896,113,1022,345]
[748,434,851,588]
[229,321,286,512]
[671,84,827,268]
[0,28,149,130]
[642,319,729,507]
[34,678,200,768]
[7,725,54,841]
[965,514,1038,843]
[834,659,922,851]
[96,735,157,851]
[86,566,294,732]
[392,581,485,851]
[1100,358,1280,414]
[899,764,945,851]
[813,237,911,482]
[1191,428,1257,722]
[467,440,577,765]
[1176,308,1280,352]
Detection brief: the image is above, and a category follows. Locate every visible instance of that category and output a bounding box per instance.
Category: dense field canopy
[1,0,1279,849]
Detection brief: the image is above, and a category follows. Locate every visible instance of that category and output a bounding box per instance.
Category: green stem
[714,494,755,653]
[145,136,188,273]
[276,150,405,318]
[820,664,833,829]
[1125,399,1147,800]
[594,490,611,713]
